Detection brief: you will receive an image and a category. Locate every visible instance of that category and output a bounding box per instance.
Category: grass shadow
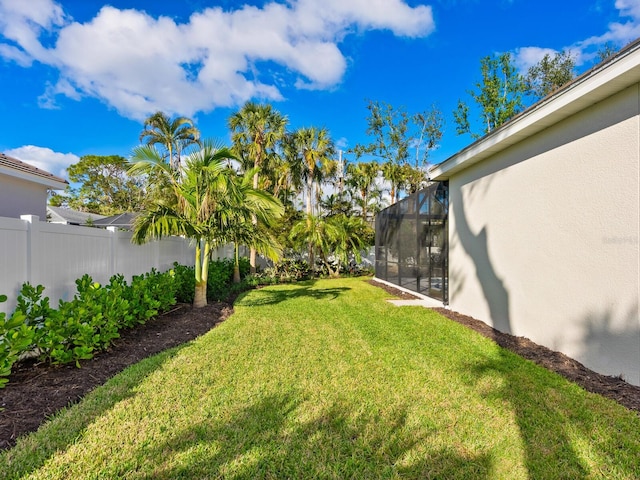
[235,281,351,307]
[0,344,191,479]
[460,346,640,479]
[136,393,493,479]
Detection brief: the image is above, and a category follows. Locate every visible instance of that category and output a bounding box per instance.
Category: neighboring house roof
[430,37,640,181]
[0,153,68,189]
[92,212,139,229]
[47,206,106,226]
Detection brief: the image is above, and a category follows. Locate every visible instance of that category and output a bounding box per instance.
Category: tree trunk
[194,281,207,308]
[250,168,260,274]
[306,175,314,272]
[234,243,241,283]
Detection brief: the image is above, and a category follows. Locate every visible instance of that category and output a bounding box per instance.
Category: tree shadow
[0,345,191,478]
[451,187,511,334]
[234,282,351,307]
[136,393,493,479]
[579,302,640,386]
[450,191,612,477]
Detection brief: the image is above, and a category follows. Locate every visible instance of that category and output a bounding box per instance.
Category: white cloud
[515,0,640,70]
[0,0,435,120]
[4,145,79,179]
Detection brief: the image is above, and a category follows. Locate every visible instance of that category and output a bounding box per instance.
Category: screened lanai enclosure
[375,182,448,303]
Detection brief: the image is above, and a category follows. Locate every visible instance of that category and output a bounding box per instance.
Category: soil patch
[370,279,640,414]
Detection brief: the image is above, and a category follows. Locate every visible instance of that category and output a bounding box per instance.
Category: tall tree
[525,50,576,100]
[286,127,335,269]
[358,100,411,166]
[139,111,200,171]
[288,127,335,218]
[219,169,284,283]
[130,141,282,308]
[454,52,525,139]
[413,106,444,169]
[356,100,443,199]
[381,161,406,205]
[345,161,380,221]
[228,102,287,273]
[63,155,147,215]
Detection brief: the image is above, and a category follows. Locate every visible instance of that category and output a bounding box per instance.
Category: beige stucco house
[0,153,68,219]
[377,39,640,385]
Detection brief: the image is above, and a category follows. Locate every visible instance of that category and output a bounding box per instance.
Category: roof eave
[0,165,68,190]
[429,40,640,181]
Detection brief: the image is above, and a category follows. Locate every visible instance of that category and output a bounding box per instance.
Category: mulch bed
[370,279,640,414]
[0,301,234,450]
[1,282,638,452]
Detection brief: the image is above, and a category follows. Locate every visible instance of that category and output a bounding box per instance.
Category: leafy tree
[320,193,353,217]
[356,100,443,199]
[228,102,288,273]
[130,141,282,307]
[63,155,146,215]
[358,100,411,165]
[413,106,444,168]
[289,214,339,276]
[330,214,374,274]
[139,111,200,171]
[289,214,373,277]
[525,50,576,100]
[221,169,283,283]
[596,42,619,63]
[286,127,335,270]
[454,52,525,139]
[345,161,380,221]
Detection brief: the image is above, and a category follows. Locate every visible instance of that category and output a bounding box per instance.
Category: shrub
[173,263,195,304]
[0,296,34,388]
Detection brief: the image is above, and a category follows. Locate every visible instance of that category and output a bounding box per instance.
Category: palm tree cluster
[130,102,423,306]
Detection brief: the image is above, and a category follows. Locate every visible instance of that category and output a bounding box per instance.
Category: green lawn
[2,277,639,479]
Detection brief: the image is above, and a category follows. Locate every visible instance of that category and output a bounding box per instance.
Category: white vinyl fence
[0,215,196,314]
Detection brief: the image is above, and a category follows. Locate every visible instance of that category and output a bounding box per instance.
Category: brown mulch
[370,279,640,414]
[0,301,234,451]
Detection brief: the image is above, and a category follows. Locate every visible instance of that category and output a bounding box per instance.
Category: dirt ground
[0,282,638,451]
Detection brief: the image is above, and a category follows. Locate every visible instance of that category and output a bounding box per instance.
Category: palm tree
[287,127,335,268]
[320,193,353,217]
[139,111,200,171]
[228,102,287,273]
[345,161,380,220]
[130,141,281,307]
[221,169,284,283]
[288,127,335,217]
[289,214,339,276]
[329,214,373,275]
[381,161,408,204]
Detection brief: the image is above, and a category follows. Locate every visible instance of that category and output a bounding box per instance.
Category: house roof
[429,37,640,181]
[0,153,68,189]
[92,212,139,229]
[47,206,106,225]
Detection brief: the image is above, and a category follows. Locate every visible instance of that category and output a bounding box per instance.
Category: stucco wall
[448,84,640,385]
[0,175,49,219]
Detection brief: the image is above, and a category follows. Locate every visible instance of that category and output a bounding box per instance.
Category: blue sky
[1,0,639,180]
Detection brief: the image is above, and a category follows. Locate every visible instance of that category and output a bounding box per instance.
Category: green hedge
[0,259,255,389]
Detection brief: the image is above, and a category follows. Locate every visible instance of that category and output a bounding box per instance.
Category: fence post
[107,227,118,278]
[19,215,40,285]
